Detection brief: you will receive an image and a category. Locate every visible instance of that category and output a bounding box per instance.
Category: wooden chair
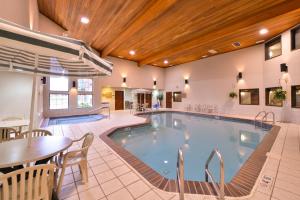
[19,129,52,139]
[0,164,55,200]
[55,133,94,194]
[0,127,18,143]
[1,116,26,134]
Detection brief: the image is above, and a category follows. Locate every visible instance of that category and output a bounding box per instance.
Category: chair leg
[56,167,66,194]
[79,161,88,183]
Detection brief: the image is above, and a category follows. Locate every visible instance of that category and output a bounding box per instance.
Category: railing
[205,149,225,200]
[177,148,184,200]
[254,111,267,128]
[262,111,275,125]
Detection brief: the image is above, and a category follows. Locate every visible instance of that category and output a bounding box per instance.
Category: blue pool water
[109,112,270,182]
[48,114,106,125]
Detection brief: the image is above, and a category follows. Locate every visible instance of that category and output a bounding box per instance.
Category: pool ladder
[176,148,225,200]
[254,111,275,128]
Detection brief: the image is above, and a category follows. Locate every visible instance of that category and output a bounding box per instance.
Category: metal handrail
[205,148,224,200]
[254,111,267,128]
[177,148,184,200]
[262,111,275,124]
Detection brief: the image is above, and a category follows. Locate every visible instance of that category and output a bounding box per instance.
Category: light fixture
[185,79,189,85]
[280,63,288,72]
[202,55,208,58]
[80,17,90,24]
[72,81,76,88]
[259,28,268,35]
[153,80,157,86]
[123,77,126,83]
[256,40,265,44]
[163,60,168,64]
[237,72,242,82]
[41,77,46,85]
[129,50,135,55]
[208,49,218,54]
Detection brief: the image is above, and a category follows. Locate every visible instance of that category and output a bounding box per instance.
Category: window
[292,85,300,108]
[77,95,93,108]
[239,89,259,105]
[265,87,283,107]
[291,25,300,50]
[50,94,68,109]
[50,77,68,91]
[78,79,92,92]
[173,92,182,102]
[49,76,69,110]
[77,79,93,108]
[265,36,282,60]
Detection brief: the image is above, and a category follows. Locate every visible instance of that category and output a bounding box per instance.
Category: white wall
[101,57,165,90]
[0,0,30,27]
[165,28,300,123]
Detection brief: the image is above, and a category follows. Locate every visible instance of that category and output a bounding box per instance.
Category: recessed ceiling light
[129,50,135,55]
[118,55,124,58]
[208,49,218,54]
[164,60,169,64]
[259,28,268,35]
[232,41,241,48]
[202,55,208,58]
[256,40,265,44]
[80,17,90,24]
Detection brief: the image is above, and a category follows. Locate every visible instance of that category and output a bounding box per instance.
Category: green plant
[157,93,164,101]
[229,91,238,98]
[273,88,287,101]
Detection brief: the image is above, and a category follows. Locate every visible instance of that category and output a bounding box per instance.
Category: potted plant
[229,91,238,99]
[157,93,164,107]
[273,88,287,101]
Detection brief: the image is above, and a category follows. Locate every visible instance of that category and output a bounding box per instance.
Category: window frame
[173,91,182,102]
[49,93,69,110]
[49,76,69,92]
[291,25,300,51]
[291,85,300,108]
[265,87,283,107]
[77,78,94,109]
[49,76,70,110]
[239,88,260,105]
[265,36,282,60]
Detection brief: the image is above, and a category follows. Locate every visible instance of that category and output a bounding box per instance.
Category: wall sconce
[123,77,126,83]
[72,81,76,88]
[41,77,46,85]
[280,63,288,72]
[153,80,157,86]
[185,79,189,85]
[237,72,242,82]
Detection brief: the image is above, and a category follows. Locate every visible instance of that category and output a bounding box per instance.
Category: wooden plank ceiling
[38,0,300,67]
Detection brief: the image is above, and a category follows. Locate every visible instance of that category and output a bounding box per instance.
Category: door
[166,92,172,108]
[145,93,152,108]
[115,91,124,110]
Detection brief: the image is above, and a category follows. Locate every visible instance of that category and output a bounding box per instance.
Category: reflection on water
[110,112,269,182]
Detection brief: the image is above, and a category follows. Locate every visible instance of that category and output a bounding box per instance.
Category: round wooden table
[0,136,72,168]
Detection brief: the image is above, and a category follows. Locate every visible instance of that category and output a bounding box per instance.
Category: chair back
[0,128,17,143]
[81,133,94,156]
[0,164,55,200]
[21,129,52,139]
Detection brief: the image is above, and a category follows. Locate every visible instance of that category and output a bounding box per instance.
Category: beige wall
[0,0,30,27]
[165,28,300,123]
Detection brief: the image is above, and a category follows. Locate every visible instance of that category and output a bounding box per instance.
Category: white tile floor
[45,110,300,200]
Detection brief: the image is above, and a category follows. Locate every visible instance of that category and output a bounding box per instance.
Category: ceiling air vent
[232,41,241,48]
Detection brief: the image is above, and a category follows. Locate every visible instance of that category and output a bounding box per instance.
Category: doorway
[115,91,124,110]
[166,92,172,108]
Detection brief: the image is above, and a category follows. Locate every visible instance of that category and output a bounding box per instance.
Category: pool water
[48,114,106,125]
[109,112,269,182]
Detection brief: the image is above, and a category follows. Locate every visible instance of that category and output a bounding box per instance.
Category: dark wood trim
[239,88,260,105]
[291,85,300,108]
[291,24,300,50]
[265,36,282,60]
[265,87,283,107]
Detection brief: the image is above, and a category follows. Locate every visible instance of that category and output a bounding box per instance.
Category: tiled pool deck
[45,110,300,200]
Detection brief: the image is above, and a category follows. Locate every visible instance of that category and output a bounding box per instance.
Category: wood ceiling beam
[101,0,178,58]
[138,1,300,66]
